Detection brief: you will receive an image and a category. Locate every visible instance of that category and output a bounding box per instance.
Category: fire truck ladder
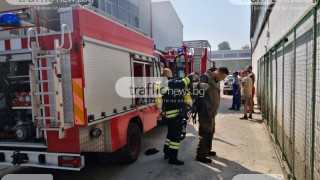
[28,24,72,139]
[193,48,203,74]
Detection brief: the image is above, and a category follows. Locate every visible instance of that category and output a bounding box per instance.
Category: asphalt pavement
[0,93,284,180]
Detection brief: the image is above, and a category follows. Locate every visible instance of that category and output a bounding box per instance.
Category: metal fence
[257,4,320,180]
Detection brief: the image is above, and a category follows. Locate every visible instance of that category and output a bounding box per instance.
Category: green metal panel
[292,27,297,179]
[254,3,320,179]
[282,39,285,158]
[311,7,317,180]
[270,50,274,134]
[274,48,278,140]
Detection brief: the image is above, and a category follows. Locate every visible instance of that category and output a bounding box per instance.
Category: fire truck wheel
[123,122,141,163]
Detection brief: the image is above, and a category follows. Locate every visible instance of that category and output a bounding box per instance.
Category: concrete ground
[0,93,284,180]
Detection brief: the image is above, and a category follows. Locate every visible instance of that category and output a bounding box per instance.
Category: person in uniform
[196,67,229,163]
[162,68,195,165]
[229,71,241,111]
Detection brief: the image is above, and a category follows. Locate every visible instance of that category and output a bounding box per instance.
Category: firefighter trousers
[196,114,216,158]
[163,116,183,160]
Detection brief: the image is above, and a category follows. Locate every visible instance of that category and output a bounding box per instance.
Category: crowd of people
[159,65,255,166]
[228,66,256,120]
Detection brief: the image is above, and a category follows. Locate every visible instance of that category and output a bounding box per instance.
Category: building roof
[213,58,251,61]
[212,49,251,52]
[183,40,211,48]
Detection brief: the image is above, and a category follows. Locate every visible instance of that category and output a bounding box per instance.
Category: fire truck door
[132,62,157,132]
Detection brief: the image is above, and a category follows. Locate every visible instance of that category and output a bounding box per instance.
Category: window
[112,4,118,17]
[98,0,139,28]
[212,54,222,59]
[239,53,251,57]
[224,53,237,58]
[173,55,186,79]
[129,0,139,15]
[119,7,129,23]
[154,57,161,77]
[119,0,129,9]
[129,13,139,27]
[109,0,118,4]
[105,1,112,15]
[99,0,106,12]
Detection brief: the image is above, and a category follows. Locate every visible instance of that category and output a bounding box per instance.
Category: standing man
[240,70,253,119]
[238,70,243,82]
[247,66,256,113]
[196,67,229,163]
[162,68,195,165]
[229,72,241,111]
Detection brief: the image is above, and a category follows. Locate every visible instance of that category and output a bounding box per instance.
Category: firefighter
[161,68,195,165]
[196,67,229,163]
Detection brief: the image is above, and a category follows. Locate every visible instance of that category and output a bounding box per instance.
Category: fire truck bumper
[0,150,84,171]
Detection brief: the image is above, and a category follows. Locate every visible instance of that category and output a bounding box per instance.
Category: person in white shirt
[247,66,256,113]
[240,70,253,120]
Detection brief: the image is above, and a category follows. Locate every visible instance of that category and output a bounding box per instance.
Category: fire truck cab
[159,40,212,79]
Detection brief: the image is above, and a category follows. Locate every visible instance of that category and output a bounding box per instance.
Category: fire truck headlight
[18,96,24,103]
[25,95,31,102]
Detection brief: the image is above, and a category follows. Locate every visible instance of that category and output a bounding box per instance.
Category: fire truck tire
[123,122,141,163]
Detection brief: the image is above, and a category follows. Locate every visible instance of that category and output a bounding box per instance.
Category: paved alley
[0,93,284,180]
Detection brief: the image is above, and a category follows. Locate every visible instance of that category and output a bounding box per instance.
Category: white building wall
[252,2,315,76]
[152,1,183,51]
[139,0,151,37]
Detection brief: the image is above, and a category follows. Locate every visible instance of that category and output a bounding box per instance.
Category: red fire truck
[157,40,212,79]
[0,5,160,170]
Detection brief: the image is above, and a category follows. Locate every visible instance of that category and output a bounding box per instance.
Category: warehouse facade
[251,1,320,179]
[211,49,251,73]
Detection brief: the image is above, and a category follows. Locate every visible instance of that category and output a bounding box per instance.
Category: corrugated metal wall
[257,5,320,180]
[315,9,320,180]
[283,34,294,169]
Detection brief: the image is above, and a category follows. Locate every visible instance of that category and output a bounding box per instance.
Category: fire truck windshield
[173,54,186,79]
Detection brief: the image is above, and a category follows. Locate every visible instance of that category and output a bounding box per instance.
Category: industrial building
[211,49,251,72]
[151,1,183,51]
[0,0,183,49]
[251,1,320,179]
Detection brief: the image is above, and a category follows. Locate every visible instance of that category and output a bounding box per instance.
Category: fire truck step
[33,92,55,95]
[9,57,32,62]
[0,49,31,56]
[38,104,55,107]
[36,55,55,59]
[31,67,53,71]
[36,80,54,83]
[35,117,56,120]
[7,75,29,79]
[40,128,60,131]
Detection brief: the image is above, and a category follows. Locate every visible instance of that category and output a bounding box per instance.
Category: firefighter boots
[169,158,184,165]
[208,151,216,156]
[196,156,212,163]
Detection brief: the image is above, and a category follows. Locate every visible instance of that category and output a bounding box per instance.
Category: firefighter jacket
[198,69,220,120]
[162,75,193,118]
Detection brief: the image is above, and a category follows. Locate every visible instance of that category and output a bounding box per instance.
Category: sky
[151,0,251,50]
